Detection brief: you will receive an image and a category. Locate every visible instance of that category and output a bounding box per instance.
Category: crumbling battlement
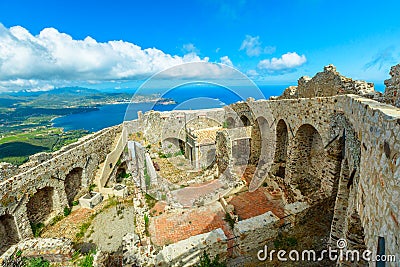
[384,63,400,108]
[276,64,379,99]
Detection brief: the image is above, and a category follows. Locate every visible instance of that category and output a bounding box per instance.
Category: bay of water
[52,85,288,132]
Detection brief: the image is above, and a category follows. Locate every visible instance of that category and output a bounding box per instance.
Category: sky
[0,0,399,92]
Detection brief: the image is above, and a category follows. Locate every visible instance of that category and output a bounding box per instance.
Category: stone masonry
[0,64,400,266]
[384,63,400,108]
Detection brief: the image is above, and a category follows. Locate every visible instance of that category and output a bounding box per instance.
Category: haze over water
[52,85,287,132]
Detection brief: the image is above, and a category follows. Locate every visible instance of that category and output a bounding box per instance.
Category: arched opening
[247,116,273,188]
[240,115,251,127]
[27,187,54,225]
[225,117,235,129]
[0,214,19,254]
[65,167,83,206]
[274,119,288,178]
[291,124,324,197]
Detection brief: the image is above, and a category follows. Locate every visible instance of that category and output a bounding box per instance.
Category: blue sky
[0,0,399,91]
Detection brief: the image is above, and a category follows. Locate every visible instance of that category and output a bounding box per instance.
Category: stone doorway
[0,214,19,254]
[65,167,83,206]
[27,186,55,225]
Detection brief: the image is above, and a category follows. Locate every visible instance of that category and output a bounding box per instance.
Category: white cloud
[0,24,214,91]
[182,43,199,54]
[257,52,307,71]
[220,56,233,66]
[246,69,259,77]
[239,35,275,57]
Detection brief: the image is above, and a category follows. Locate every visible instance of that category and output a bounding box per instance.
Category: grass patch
[158,152,172,158]
[144,214,150,236]
[77,252,94,267]
[145,194,157,209]
[24,257,50,267]
[76,222,91,240]
[50,214,64,226]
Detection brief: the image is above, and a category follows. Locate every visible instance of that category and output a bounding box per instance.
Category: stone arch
[225,117,235,129]
[65,167,83,206]
[290,124,325,198]
[247,116,274,189]
[274,119,288,178]
[240,115,251,127]
[0,214,20,254]
[274,119,288,163]
[27,186,55,225]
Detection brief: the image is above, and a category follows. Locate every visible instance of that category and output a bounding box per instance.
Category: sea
[52,83,385,132]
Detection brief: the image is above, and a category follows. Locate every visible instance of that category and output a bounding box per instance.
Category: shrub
[197,251,226,267]
[77,253,94,267]
[24,257,50,267]
[30,222,44,237]
[64,206,72,216]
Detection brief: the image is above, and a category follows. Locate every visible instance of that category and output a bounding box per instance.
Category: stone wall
[154,228,228,267]
[0,238,74,264]
[384,63,400,108]
[233,211,280,254]
[145,153,158,187]
[99,126,127,187]
[0,125,121,244]
[141,109,225,145]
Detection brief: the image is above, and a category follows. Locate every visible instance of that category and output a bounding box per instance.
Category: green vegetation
[0,87,175,165]
[77,252,95,267]
[197,251,226,267]
[0,128,89,165]
[24,257,50,267]
[76,222,91,240]
[30,222,44,237]
[117,169,131,180]
[273,232,298,249]
[64,206,72,216]
[144,167,151,188]
[145,193,157,209]
[88,184,96,192]
[222,120,229,128]
[144,214,150,236]
[158,151,173,158]
[174,150,184,156]
[224,213,235,230]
